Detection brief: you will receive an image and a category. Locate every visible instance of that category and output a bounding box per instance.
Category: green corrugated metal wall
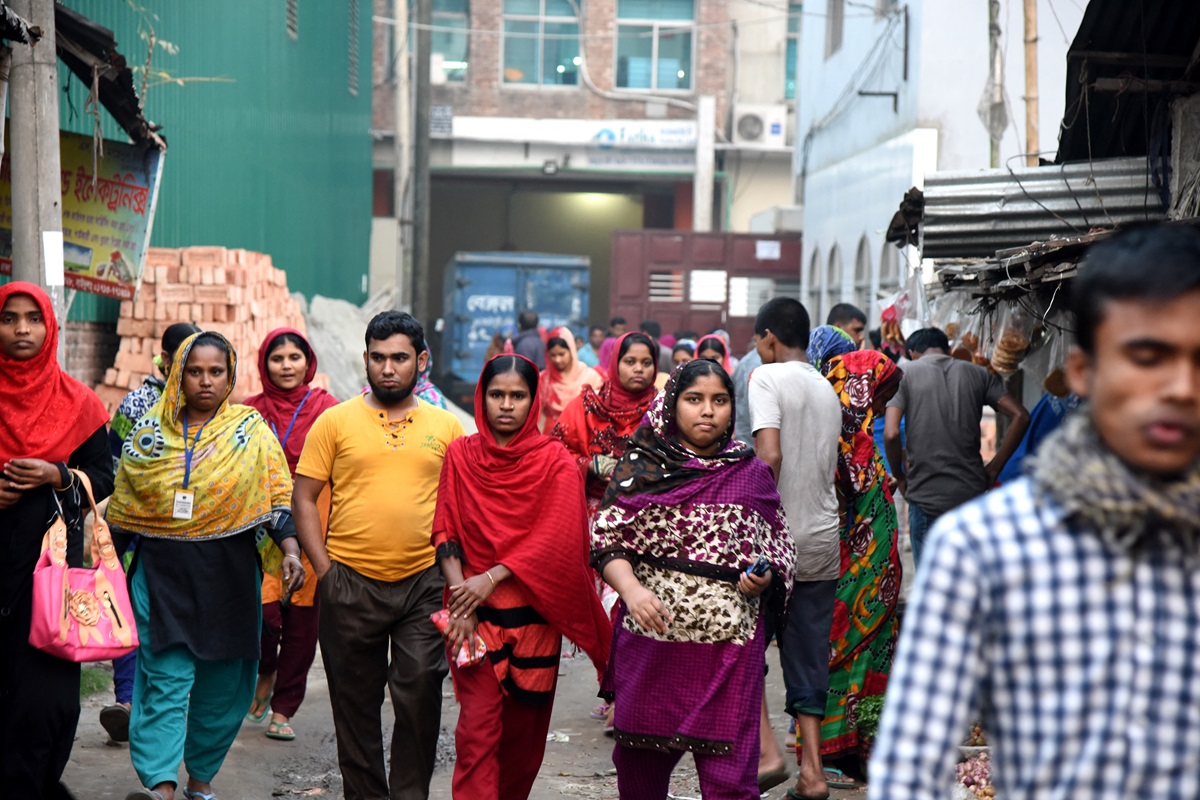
[57,0,372,322]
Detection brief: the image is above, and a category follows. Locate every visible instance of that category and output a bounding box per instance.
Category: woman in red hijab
[551,331,659,517]
[242,328,339,741]
[433,354,611,800]
[539,326,603,433]
[0,282,111,798]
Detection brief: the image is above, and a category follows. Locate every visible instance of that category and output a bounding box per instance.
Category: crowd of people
[1,223,1198,800]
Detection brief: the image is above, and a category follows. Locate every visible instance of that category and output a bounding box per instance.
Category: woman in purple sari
[593,359,796,800]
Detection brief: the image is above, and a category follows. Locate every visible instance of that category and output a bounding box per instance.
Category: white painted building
[795,0,1084,323]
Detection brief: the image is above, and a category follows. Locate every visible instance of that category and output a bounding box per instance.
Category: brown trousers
[318,561,448,800]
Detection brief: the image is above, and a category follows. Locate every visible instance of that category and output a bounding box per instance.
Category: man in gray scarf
[869,224,1200,800]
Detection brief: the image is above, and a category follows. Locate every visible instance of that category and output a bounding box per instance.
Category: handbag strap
[72,470,122,572]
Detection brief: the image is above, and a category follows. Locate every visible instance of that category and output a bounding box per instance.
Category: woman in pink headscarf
[538,327,603,433]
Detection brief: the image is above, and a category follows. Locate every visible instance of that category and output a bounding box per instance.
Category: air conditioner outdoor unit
[733,104,788,148]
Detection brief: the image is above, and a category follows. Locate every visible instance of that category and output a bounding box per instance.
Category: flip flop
[100,703,131,742]
[266,720,296,741]
[124,791,165,800]
[822,767,862,790]
[182,789,219,800]
[245,694,271,724]
[758,767,790,792]
[786,790,830,800]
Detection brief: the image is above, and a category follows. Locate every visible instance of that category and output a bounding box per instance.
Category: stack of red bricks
[95,246,315,411]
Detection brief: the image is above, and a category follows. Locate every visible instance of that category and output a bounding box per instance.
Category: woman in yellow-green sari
[107,332,304,800]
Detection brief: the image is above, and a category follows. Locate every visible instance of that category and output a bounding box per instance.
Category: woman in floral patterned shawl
[817,349,903,780]
[593,358,795,800]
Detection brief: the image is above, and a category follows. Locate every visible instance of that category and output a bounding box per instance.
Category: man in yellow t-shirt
[294,311,464,800]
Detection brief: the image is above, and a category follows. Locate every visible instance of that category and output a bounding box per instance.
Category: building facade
[372,0,801,326]
[794,0,1084,324]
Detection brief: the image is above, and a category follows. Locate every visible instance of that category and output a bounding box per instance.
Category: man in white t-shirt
[749,297,843,800]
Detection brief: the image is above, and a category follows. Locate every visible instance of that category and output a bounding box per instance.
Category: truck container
[440,251,590,409]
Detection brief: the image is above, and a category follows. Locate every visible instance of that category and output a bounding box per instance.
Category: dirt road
[64,645,863,800]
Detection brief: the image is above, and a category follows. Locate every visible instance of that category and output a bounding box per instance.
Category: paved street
[64,643,863,800]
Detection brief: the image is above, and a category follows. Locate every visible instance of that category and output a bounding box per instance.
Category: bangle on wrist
[484,570,496,586]
[284,553,303,564]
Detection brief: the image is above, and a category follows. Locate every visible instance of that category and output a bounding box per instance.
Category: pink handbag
[28,470,139,662]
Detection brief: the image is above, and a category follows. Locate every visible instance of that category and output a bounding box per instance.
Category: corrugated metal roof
[921,157,1166,259]
[1057,0,1200,164]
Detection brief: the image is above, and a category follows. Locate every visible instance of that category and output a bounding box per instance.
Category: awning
[54,3,166,152]
[917,157,1165,259]
[1056,0,1200,164]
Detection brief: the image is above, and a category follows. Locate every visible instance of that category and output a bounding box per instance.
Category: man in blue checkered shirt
[870,224,1200,799]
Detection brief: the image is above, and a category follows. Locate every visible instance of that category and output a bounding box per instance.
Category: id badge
[172,490,195,520]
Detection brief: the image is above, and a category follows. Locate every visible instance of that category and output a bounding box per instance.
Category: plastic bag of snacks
[990,302,1035,375]
[932,292,971,343]
[1041,312,1073,397]
[953,310,990,365]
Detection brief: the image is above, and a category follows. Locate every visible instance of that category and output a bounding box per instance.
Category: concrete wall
[729,0,794,107]
[727,151,795,232]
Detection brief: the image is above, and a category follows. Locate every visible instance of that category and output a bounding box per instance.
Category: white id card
[172,490,195,520]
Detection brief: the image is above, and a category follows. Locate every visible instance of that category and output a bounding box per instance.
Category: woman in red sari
[552,332,659,517]
[539,326,603,433]
[242,328,339,741]
[432,355,611,800]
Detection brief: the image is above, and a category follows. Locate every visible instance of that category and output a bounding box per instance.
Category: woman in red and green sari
[817,349,903,784]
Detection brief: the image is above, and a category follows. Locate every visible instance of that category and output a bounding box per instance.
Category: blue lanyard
[270,389,313,451]
[181,411,215,489]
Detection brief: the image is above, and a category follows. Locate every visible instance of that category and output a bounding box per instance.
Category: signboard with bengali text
[0,130,164,301]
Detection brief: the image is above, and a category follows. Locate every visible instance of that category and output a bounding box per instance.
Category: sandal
[822,767,862,790]
[182,789,219,800]
[100,703,131,742]
[245,694,271,724]
[265,720,296,741]
[124,791,166,800]
[589,702,611,720]
[758,767,791,792]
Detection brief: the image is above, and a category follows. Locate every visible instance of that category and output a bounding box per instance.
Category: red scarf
[0,282,109,464]
[432,355,611,675]
[596,331,659,419]
[242,327,339,475]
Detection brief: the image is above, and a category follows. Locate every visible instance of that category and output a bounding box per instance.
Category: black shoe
[100,703,131,743]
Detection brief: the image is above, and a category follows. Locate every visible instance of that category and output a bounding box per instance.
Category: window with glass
[434,0,469,82]
[616,0,694,91]
[785,3,800,100]
[502,0,579,86]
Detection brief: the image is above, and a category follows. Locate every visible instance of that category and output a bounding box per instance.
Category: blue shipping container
[443,252,590,384]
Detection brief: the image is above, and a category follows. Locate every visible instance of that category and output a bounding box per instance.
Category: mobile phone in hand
[747,557,770,577]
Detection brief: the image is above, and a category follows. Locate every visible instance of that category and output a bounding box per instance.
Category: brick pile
[94,245,317,411]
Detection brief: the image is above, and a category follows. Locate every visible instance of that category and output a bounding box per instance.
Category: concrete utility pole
[987,0,1003,169]
[1023,0,1039,166]
[9,0,66,332]
[391,0,412,311]
[411,0,432,325]
[693,95,715,232]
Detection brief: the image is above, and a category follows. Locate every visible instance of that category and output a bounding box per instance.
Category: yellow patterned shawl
[107,332,293,540]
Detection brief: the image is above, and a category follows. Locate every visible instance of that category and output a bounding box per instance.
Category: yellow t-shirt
[297,395,465,582]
